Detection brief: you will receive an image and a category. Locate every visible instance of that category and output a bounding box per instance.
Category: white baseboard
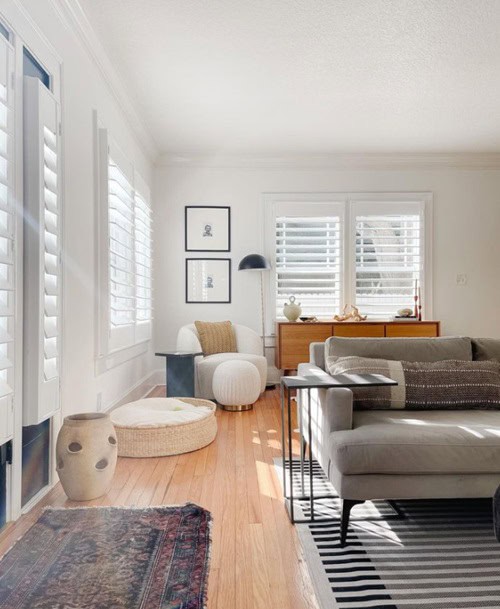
[103,369,161,413]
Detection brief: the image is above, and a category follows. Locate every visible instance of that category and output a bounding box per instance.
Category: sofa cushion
[330,409,500,475]
[472,338,500,362]
[325,336,472,364]
[326,356,500,410]
[194,320,237,355]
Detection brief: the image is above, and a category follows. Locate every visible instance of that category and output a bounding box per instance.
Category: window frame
[96,124,152,366]
[264,192,433,329]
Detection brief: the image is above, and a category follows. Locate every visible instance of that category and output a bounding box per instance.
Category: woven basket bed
[112,397,217,458]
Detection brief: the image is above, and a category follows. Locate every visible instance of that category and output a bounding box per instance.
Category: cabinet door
[280,324,333,369]
[334,324,385,337]
[385,323,439,338]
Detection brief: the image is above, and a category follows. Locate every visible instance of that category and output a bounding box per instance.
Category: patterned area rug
[275,459,500,609]
[0,503,211,609]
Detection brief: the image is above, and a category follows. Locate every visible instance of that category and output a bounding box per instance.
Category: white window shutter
[354,211,422,318]
[275,215,342,318]
[23,76,61,425]
[134,173,152,342]
[0,38,14,440]
[106,137,136,351]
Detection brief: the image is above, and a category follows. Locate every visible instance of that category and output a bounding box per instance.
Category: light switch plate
[456,273,468,286]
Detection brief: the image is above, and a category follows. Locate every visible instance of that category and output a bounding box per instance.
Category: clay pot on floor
[56,412,118,501]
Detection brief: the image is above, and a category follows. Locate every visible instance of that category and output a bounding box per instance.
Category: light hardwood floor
[0,387,319,609]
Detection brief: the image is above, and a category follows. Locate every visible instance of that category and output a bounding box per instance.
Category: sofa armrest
[309,342,326,369]
[297,362,354,473]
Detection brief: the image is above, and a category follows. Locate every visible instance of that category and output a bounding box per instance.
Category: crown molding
[48,0,159,162]
[156,152,500,170]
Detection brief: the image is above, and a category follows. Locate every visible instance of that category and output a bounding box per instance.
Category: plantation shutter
[0,38,14,440]
[275,216,342,318]
[134,173,152,342]
[354,210,422,319]
[106,139,136,351]
[23,76,61,425]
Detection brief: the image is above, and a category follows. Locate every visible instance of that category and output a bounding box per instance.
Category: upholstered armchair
[176,323,267,399]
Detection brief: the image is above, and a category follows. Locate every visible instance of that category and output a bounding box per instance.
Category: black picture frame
[185,258,232,303]
[185,205,231,252]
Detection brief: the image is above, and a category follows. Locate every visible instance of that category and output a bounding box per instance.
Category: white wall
[153,162,500,354]
[3,0,156,416]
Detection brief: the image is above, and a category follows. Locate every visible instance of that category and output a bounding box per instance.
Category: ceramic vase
[283,295,302,322]
[56,412,118,501]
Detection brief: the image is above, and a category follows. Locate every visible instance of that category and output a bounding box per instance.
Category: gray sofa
[298,336,500,546]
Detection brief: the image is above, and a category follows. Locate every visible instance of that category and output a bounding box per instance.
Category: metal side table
[155,351,202,397]
[280,373,398,525]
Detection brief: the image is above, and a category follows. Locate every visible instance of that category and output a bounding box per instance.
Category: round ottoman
[212,360,261,411]
[110,397,217,457]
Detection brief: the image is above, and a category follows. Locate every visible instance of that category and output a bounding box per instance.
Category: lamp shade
[238,254,271,271]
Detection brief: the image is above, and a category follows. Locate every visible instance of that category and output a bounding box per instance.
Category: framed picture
[185,258,231,303]
[185,206,231,252]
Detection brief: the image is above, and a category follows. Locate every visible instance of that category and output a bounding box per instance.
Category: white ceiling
[80,0,500,155]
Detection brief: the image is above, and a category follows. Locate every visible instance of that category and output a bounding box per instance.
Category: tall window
[99,130,152,353]
[133,180,153,339]
[271,196,428,321]
[0,36,14,440]
[355,212,421,318]
[276,216,341,318]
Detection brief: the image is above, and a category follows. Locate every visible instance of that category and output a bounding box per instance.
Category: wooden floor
[0,387,319,609]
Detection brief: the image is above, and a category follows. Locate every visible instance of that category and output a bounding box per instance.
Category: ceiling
[80,0,500,156]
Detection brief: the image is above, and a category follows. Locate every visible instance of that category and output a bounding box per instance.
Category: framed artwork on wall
[185,258,231,303]
[185,206,231,252]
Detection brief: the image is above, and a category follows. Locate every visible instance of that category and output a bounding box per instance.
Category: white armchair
[176,323,267,399]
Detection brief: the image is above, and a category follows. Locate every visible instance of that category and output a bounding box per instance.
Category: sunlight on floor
[256,460,280,499]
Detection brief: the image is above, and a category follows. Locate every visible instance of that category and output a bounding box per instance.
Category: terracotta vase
[56,412,118,501]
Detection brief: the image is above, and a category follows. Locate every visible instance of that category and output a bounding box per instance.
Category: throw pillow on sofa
[194,320,237,355]
[326,356,500,410]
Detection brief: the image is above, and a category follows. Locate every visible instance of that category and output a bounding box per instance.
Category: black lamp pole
[238,254,271,357]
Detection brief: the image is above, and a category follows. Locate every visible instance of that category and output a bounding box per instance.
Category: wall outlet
[96,392,102,412]
[456,273,468,286]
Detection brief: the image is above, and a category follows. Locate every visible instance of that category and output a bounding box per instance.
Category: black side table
[280,373,398,530]
[155,351,202,397]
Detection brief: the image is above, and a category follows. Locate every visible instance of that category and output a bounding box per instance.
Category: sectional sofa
[298,336,500,546]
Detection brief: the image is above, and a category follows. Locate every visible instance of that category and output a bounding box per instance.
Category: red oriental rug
[0,503,211,608]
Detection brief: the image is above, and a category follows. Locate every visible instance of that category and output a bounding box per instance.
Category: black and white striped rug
[275,459,500,609]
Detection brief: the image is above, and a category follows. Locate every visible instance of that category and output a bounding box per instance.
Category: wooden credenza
[275,320,441,370]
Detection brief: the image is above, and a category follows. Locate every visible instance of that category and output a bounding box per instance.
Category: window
[0,36,14,441]
[269,195,429,321]
[276,216,341,318]
[98,129,152,354]
[134,179,153,337]
[354,208,421,318]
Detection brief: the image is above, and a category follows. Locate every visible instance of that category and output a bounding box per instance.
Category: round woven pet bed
[111,397,217,458]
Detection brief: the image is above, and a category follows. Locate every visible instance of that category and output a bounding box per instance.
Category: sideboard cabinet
[275,321,441,370]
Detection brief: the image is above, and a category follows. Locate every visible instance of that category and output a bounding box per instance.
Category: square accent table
[155,351,203,397]
[280,373,398,524]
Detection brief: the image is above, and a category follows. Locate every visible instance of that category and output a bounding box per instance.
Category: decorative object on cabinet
[56,413,117,501]
[185,205,230,252]
[397,308,414,317]
[238,254,271,356]
[275,320,441,370]
[333,304,367,322]
[185,258,231,303]
[299,316,318,323]
[283,295,302,322]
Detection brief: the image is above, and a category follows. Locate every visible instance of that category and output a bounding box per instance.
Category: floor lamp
[238,254,271,357]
